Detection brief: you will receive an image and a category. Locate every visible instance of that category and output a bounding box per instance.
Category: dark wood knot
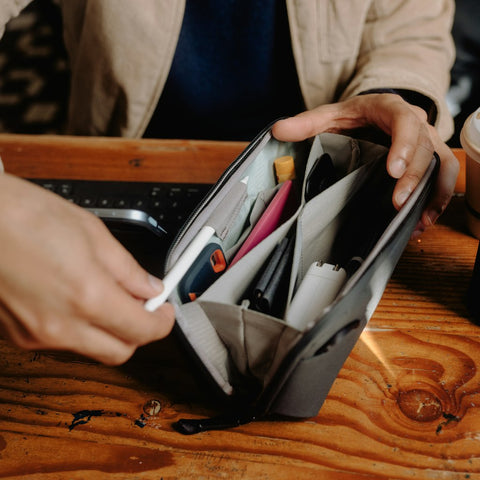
[128,158,143,167]
[397,389,443,422]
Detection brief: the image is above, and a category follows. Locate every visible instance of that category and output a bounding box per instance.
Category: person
[0,0,459,365]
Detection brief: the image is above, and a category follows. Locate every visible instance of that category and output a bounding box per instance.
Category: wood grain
[0,136,478,479]
[0,134,244,182]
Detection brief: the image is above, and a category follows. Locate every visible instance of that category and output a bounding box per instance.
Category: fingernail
[148,274,164,292]
[424,207,443,226]
[391,158,406,178]
[396,189,411,207]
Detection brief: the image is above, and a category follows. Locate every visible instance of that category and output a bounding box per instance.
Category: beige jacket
[2,0,455,139]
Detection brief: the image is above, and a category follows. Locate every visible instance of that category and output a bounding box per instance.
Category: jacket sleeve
[0,1,33,39]
[340,0,455,140]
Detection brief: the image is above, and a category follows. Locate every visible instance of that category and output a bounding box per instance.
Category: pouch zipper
[173,407,260,435]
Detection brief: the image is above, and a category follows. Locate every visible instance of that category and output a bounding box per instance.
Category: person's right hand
[273,94,460,236]
[0,174,175,365]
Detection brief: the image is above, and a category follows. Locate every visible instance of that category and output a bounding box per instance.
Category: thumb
[107,248,165,300]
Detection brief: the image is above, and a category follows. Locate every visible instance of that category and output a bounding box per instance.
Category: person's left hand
[272,93,459,236]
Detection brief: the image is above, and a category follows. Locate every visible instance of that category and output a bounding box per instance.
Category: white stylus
[144,225,215,311]
[144,176,249,312]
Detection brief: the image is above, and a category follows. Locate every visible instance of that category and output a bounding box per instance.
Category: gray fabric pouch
[163,126,438,434]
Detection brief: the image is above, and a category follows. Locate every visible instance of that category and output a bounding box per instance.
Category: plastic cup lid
[465,107,480,149]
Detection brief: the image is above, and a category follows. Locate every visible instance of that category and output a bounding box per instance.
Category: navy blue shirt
[144,0,304,141]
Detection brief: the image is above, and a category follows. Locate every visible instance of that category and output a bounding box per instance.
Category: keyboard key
[133,199,147,209]
[80,197,95,207]
[98,198,112,207]
[150,187,162,197]
[186,187,201,195]
[150,199,165,209]
[167,187,182,199]
[58,183,72,196]
[113,199,129,208]
[41,182,56,192]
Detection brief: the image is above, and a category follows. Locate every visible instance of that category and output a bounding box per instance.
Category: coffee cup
[460,107,480,238]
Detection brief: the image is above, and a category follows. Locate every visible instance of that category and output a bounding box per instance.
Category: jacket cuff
[359,88,437,125]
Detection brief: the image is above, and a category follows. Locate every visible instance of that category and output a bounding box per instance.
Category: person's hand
[0,174,175,365]
[272,93,459,235]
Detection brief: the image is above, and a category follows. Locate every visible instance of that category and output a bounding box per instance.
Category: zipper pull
[173,408,259,435]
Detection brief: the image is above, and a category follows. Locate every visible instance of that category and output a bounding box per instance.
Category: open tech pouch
[161,126,439,434]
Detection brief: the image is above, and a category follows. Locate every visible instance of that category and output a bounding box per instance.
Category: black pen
[304,152,337,202]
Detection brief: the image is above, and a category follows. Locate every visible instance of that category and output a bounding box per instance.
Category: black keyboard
[29,178,212,236]
[29,178,213,276]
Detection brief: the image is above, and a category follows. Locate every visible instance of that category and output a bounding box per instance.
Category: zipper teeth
[164,130,272,273]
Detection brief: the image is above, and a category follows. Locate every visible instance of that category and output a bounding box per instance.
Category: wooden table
[0,135,478,479]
